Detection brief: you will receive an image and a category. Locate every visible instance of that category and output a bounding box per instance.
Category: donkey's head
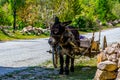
[51,16,72,36]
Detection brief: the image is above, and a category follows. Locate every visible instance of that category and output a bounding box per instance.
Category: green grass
[0,30,49,41]
[116,23,120,27]
[40,57,97,80]
[1,26,120,41]
[55,57,97,80]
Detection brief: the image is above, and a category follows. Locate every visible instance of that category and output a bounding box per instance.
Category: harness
[58,26,79,58]
[51,26,92,58]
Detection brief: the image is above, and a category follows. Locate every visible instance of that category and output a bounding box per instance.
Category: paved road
[0,38,51,75]
[0,27,120,75]
[84,27,120,47]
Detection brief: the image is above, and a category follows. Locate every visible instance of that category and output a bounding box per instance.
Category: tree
[0,0,120,31]
[13,0,16,30]
[95,0,115,21]
[8,0,25,31]
[112,0,120,18]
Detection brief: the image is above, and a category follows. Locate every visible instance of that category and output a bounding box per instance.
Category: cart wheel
[103,36,107,50]
[52,49,58,68]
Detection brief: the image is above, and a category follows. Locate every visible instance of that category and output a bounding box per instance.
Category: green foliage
[0,0,8,6]
[73,15,98,32]
[17,21,26,30]
[0,0,120,32]
[33,22,46,29]
[0,5,13,26]
[112,1,120,18]
[95,0,117,21]
[0,8,4,24]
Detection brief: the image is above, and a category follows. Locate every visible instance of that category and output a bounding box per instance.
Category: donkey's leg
[65,55,70,75]
[59,53,64,74]
[70,57,74,72]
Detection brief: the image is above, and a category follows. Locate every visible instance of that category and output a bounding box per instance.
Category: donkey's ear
[54,16,60,24]
[60,21,72,27]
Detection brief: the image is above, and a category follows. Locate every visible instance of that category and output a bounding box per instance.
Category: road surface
[0,27,120,75]
[84,27,120,47]
[0,38,51,75]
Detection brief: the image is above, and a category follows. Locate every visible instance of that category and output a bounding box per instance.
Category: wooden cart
[80,32,100,56]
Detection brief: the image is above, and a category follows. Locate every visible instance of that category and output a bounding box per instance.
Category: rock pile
[94,43,120,80]
[106,19,120,27]
[22,26,49,35]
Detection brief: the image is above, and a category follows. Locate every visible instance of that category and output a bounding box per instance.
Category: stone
[81,67,91,71]
[111,43,119,48]
[103,49,107,54]
[105,47,115,55]
[118,68,120,72]
[117,58,120,68]
[94,69,116,80]
[107,54,117,62]
[94,42,120,80]
[97,52,107,64]
[117,50,120,58]
[116,71,120,80]
[97,61,117,71]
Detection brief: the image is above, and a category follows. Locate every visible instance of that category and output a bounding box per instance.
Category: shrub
[72,15,98,32]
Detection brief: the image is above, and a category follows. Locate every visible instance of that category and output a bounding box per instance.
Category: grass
[115,23,120,27]
[42,57,97,80]
[0,57,97,80]
[50,57,97,80]
[1,25,120,41]
[0,29,49,41]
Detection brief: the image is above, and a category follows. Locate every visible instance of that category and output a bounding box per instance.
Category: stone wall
[94,43,120,80]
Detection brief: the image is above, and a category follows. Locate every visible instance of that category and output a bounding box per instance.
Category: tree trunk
[13,0,16,32]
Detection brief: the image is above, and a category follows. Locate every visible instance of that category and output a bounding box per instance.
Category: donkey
[50,17,80,75]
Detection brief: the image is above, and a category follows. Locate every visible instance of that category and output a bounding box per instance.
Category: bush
[33,21,46,29]
[17,21,26,30]
[72,15,98,32]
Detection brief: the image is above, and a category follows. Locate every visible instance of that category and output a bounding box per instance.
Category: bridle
[60,26,77,46]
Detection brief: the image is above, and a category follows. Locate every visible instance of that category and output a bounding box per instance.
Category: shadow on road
[0,66,27,76]
[0,65,97,80]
